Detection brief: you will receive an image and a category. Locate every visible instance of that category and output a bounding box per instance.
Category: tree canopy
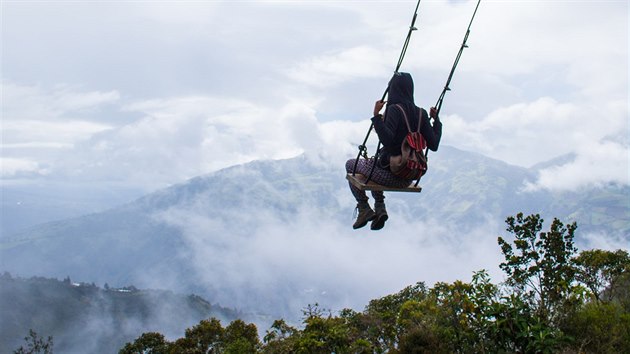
[117,213,629,354]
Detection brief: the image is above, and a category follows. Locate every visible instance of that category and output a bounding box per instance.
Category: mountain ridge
[0,274,241,354]
[1,145,628,320]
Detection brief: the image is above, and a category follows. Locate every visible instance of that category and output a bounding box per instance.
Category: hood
[387,72,415,106]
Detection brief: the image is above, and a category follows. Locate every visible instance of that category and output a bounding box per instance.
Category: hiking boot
[371,202,388,230]
[353,203,376,229]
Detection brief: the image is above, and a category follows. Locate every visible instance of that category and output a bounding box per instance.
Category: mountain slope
[1,147,627,319]
[0,274,239,354]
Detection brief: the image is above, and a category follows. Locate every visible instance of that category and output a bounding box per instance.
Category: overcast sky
[2,0,628,193]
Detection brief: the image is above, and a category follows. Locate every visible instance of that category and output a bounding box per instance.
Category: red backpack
[388,104,428,180]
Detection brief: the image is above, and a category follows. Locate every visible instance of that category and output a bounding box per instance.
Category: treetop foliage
[116,213,628,354]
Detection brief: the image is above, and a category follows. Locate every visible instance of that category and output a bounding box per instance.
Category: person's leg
[346,159,376,229]
[369,190,387,229]
[345,159,369,203]
[369,165,413,188]
[371,198,388,230]
[363,165,397,231]
[346,158,410,230]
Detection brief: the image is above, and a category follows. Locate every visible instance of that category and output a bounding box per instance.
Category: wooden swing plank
[346,173,422,193]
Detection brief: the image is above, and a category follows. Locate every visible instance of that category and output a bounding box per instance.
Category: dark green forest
[15,213,630,353]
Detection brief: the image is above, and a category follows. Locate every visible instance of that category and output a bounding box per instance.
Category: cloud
[580,231,630,252]
[2,119,112,146]
[450,1,627,82]
[313,119,374,167]
[2,1,627,195]
[156,204,504,317]
[287,46,392,88]
[443,96,629,190]
[445,97,579,165]
[2,82,120,121]
[1,83,120,179]
[526,140,629,191]
[0,79,375,190]
[2,80,361,189]
[53,96,323,187]
[0,158,49,178]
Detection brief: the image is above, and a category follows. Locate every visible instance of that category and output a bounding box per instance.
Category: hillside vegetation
[112,213,629,353]
[9,213,629,353]
[1,276,240,354]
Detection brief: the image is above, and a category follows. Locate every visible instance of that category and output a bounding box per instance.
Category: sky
[1,0,629,330]
[2,0,627,196]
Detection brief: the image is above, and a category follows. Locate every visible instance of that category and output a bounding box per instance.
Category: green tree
[167,318,224,354]
[296,316,345,353]
[13,330,53,354]
[291,303,356,354]
[262,319,298,354]
[612,271,630,311]
[486,294,564,354]
[401,270,500,353]
[497,213,578,324]
[395,327,447,354]
[223,319,260,353]
[574,249,630,302]
[431,280,478,351]
[119,332,169,354]
[563,301,630,353]
[362,282,428,352]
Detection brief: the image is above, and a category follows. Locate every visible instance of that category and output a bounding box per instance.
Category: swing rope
[352,0,482,189]
[423,0,481,170]
[434,0,481,117]
[352,0,422,179]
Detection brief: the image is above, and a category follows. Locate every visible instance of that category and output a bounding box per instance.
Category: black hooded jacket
[370,72,442,168]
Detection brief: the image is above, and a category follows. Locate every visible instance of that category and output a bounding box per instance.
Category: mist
[0,275,240,353]
[153,200,506,320]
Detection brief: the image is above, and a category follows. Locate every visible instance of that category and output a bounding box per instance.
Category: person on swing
[345,72,442,230]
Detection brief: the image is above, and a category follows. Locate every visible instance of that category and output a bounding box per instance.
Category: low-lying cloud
[444,97,629,190]
[156,203,505,318]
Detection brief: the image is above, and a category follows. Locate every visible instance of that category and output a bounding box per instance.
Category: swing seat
[346,173,422,193]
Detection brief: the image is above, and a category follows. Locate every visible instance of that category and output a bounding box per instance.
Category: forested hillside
[1,275,240,354]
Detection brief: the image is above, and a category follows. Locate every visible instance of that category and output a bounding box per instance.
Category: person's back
[344,72,442,230]
[373,73,441,167]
